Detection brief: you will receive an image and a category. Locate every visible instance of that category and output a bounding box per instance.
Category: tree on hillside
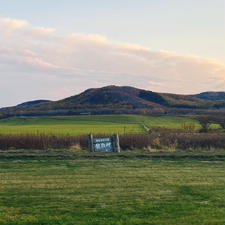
[197,114,225,131]
[210,114,225,129]
[196,115,211,132]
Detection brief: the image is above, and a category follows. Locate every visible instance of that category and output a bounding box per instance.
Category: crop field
[0,156,224,225]
[0,115,202,136]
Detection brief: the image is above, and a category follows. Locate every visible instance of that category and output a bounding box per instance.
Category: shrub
[0,132,224,151]
[0,134,88,150]
[196,115,211,132]
[181,122,195,131]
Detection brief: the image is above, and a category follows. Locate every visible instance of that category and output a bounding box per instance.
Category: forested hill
[190,92,225,101]
[17,100,51,107]
[0,86,225,117]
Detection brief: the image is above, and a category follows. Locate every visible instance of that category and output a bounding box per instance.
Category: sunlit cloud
[28,26,56,36]
[0,18,28,34]
[68,33,109,43]
[0,17,224,106]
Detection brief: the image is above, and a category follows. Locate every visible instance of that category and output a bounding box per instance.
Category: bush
[196,115,211,132]
[0,132,224,151]
[119,132,225,150]
[0,134,88,150]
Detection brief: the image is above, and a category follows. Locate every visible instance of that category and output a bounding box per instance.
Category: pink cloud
[0,17,224,106]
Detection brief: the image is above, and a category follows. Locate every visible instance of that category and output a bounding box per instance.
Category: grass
[0,156,224,225]
[0,123,143,136]
[0,115,203,136]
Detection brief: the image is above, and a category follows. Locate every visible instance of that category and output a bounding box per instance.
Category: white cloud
[68,33,109,44]
[28,27,56,36]
[0,18,28,34]
[0,17,224,106]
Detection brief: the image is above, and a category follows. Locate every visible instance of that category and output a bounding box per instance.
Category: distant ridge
[0,86,225,117]
[17,100,51,107]
[190,92,225,101]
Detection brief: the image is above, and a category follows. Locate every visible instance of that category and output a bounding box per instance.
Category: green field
[0,156,224,225]
[0,115,201,136]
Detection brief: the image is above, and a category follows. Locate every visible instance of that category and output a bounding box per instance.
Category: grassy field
[0,115,202,136]
[0,156,224,225]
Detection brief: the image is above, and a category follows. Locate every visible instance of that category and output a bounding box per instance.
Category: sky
[0,0,225,107]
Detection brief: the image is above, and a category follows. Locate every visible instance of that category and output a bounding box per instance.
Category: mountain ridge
[0,86,224,117]
[17,100,51,107]
[190,92,225,101]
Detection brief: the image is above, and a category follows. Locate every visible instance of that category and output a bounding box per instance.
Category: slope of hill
[17,100,51,107]
[191,92,225,101]
[0,86,225,117]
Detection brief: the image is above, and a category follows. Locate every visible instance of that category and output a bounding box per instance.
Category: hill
[190,92,225,101]
[0,86,225,117]
[17,100,51,107]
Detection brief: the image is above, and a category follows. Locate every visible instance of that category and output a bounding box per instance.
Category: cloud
[0,17,224,106]
[28,27,56,36]
[0,18,28,34]
[68,33,109,44]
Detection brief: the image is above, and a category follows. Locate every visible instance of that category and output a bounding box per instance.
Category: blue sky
[0,0,224,106]
[1,0,224,61]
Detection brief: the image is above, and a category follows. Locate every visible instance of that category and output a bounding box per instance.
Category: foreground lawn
[0,156,224,225]
[0,115,200,135]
